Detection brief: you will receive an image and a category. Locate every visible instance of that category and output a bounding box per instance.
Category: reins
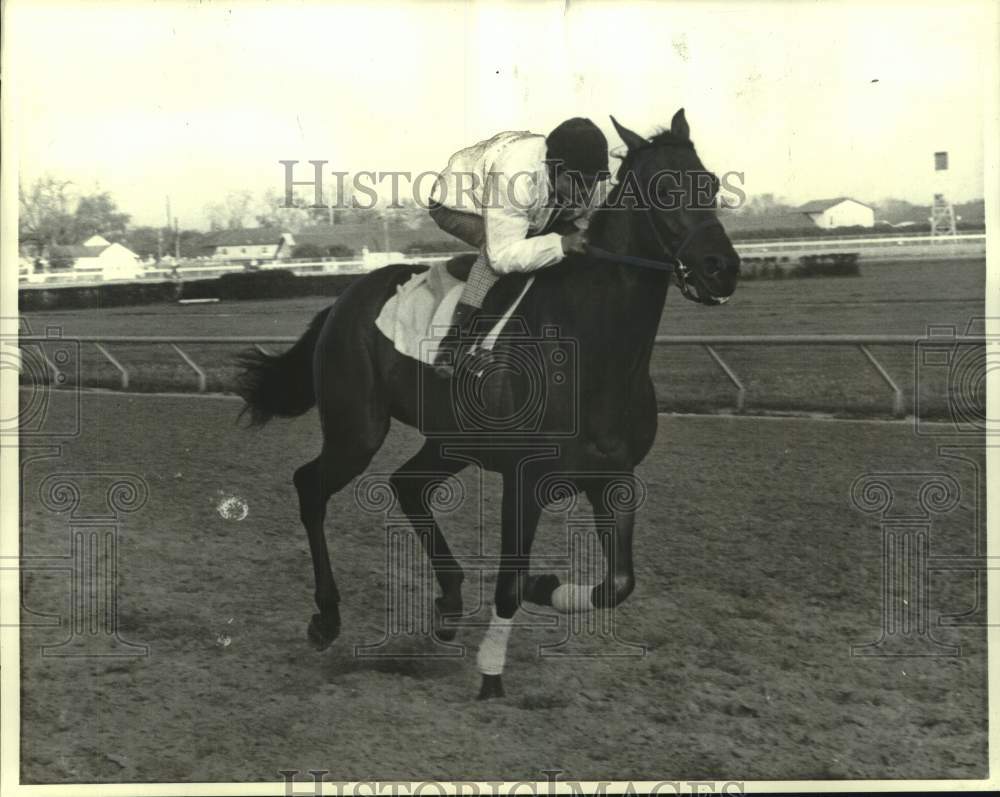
[585,245,677,273]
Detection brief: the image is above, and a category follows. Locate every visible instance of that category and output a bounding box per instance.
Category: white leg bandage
[551,583,596,614]
[476,608,515,676]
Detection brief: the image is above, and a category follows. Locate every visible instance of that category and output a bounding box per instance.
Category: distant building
[795,197,875,229]
[47,235,143,281]
[203,228,294,262]
[203,220,470,264]
[290,225,378,257]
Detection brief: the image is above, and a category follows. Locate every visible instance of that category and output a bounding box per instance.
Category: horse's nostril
[704,256,724,276]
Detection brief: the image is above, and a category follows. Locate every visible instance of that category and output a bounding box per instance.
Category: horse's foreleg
[477,474,543,700]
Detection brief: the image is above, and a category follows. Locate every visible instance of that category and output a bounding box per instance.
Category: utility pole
[174,218,180,260]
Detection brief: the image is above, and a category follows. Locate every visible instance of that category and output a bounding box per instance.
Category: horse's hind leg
[524,475,638,612]
[582,476,638,609]
[389,441,469,641]
[295,422,388,650]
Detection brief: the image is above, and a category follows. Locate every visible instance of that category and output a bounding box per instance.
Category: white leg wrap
[476,608,515,676]
[551,583,596,614]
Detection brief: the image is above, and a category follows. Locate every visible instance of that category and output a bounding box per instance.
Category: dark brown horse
[236,109,740,699]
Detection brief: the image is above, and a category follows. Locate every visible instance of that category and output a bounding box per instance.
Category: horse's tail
[235,306,331,426]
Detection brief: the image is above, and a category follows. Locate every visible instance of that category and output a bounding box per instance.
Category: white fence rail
[17,333,988,418]
[734,233,985,260]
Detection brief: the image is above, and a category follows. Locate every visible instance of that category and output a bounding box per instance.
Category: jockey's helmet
[545,118,609,179]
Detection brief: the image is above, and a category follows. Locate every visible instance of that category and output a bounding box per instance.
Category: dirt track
[20,391,987,783]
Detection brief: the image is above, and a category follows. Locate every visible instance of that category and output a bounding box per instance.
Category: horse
[235,109,740,699]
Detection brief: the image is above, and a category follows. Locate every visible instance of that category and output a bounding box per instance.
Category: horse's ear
[610,115,647,152]
[670,108,690,141]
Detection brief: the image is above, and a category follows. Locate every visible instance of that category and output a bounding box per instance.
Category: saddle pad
[374,262,534,365]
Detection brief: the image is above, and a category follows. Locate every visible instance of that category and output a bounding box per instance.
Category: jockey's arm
[482,172,570,275]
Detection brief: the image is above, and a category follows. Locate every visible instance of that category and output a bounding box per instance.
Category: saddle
[374,256,533,366]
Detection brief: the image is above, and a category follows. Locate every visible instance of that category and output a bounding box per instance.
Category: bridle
[641,200,729,306]
[584,156,729,306]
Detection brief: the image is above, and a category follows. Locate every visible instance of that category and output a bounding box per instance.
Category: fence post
[703,345,746,413]
[171,344,207,392]
[94,343,129,390]
[858,344,904,418]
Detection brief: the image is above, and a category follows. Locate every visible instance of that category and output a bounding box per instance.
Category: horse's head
[609,109,740,304]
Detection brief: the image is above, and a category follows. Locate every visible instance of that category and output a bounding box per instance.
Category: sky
[7,0,995,230]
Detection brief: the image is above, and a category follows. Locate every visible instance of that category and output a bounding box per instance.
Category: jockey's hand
[560,230,588,257]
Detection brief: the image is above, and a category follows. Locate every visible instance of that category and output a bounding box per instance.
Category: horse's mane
[606,128,696,183]
[648,128,695,149]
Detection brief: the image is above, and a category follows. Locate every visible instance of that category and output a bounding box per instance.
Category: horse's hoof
[477,674,505,700]
[433,596,461,642]
[307,613,340,651]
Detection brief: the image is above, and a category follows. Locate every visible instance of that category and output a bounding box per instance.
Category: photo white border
[1,1,997,794]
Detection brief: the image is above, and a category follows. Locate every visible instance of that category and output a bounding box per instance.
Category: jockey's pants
[427,201,497,308]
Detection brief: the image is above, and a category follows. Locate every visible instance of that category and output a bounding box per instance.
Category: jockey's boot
[433,301,482,377]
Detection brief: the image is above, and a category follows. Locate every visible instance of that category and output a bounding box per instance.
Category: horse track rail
[15,334,989,420]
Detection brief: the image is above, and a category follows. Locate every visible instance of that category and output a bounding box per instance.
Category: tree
[389,198,425,231]
[291,242,354,259]
[872,197,928,226]
[124,226,170,260]
[18,176,75,255]
[254,187,317,232]
[740,193,793,217]
[72,192,130,242]
[291,243,325,259]
[19,178,133,254]
[176,229,212,259]
[47,250,76,270]
[205,190,255,231]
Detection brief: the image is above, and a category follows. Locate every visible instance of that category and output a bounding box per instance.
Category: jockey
[428,117,610,372]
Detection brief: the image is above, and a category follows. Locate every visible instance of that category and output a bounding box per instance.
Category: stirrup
[434,337,486,378]
[433,337,461,376]
[433,303,481,375]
